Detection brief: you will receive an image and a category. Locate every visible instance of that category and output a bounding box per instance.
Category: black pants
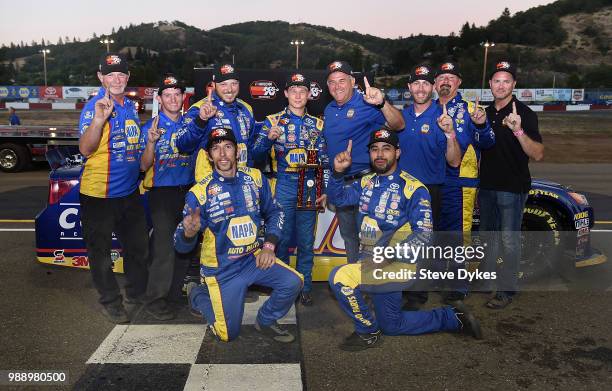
[146,186,192,305]
[426,184,442,231]
[80,191,149,305]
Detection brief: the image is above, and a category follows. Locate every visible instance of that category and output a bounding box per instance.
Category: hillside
[0,0,610,88]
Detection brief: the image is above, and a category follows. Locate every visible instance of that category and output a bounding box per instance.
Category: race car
[35,147,606,283]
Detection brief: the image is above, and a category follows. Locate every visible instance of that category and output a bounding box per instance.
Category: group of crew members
[78,52,543,351]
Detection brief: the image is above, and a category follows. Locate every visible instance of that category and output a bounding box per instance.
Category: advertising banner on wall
[0,86,39,99]
[39,86,63,99]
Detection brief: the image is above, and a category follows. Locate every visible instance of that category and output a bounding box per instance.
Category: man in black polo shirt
[479,60,544,309]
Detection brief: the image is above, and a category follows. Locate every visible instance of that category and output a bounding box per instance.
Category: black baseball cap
[368,128,399,148]
[206,127,237,150]
[326,61,353,78]
[158,73,185,94]
[213,63,239,83]
[435,61,462,79]
[99,52,129,75]
[489,59,517,80]
[408,64,434,84]
[285,73,310,90]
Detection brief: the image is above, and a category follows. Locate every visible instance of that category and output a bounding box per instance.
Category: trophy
[297,134,324,212]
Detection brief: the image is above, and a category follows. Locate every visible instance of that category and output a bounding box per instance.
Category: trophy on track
[297,134,324,212]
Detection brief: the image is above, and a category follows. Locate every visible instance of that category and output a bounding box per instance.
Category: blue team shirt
[78,87,142,198]
[323,89,386,176]
[398,103,447,185]
[141,111,195,188]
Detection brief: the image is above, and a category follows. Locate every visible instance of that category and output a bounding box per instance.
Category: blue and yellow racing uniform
[252,108,328,292]
[177,92,255,183]
[436,92,495,231]
[141,111,195,188]
[174,167,303,341]
[78,87,142,198]
[327,167,460,335]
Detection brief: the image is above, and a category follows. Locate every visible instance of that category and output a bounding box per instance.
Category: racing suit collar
[285,107,307,119]
[214,91,238,109]
[212,168,239,183]
[158,109,182,125]
[374,166,401,180]
[435,92,461,107]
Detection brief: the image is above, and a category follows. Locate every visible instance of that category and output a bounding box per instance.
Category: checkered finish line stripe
[75,297,303,390]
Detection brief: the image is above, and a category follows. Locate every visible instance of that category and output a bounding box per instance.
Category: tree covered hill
[0,0,610,88]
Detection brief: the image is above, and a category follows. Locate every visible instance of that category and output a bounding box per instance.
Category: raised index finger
[475,97,479,109]
[363,76,371,90]
[152,115,159,129]
[512,101,517,115]
[207,84,213,101]
[347,139,353,153]
[443,104,447,116]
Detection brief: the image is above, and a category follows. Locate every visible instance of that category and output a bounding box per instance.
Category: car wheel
[520,204,564,281]
[0,143,31,173]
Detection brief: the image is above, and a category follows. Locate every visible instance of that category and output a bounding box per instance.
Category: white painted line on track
[184,363,302,391]
[87,324,206,364]
[0,228,35,232]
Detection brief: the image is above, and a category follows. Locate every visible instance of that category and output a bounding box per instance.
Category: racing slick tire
[0,143,31,173]
[519,203,564,281]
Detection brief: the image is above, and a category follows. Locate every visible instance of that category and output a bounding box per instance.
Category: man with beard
[252,73,328,306]
[140,74,195,320]
[398,64,461,228]
[434,62,495,233]
[177,63,255,183]
[175,129,303,343]
[480,60,544,309]
[78,53,148,323]
[326,129,482,351]
[323,60,404,264]
[433,62,496,305]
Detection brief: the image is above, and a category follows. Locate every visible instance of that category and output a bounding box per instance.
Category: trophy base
[297,163,321,169]
[296,205,325,212]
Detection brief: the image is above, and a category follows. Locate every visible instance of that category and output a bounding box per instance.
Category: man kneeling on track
[327,128,483,351]
[174,127,303,343]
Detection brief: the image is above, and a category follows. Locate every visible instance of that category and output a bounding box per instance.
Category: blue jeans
[275,174,317,292]
[478,189,528,296]
[332,177,362,264]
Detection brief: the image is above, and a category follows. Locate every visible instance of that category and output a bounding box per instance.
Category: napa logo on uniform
[125,119,140,145]
[360,216,381,246]
[226,216,257,246]
[286,148,307,167]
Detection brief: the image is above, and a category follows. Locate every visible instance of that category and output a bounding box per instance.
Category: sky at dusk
[0,0,555,47]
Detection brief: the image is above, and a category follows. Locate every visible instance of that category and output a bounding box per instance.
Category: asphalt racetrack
[1,162,611,390]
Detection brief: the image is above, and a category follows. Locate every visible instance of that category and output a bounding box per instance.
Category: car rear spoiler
[45,146,83,170]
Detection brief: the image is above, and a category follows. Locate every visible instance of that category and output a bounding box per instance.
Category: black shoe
[102,302,130,324]
[485,292,512,309]
[146,300,175,321]
[299,291,313,306]
[254,320,295,343]
[186,282,205,320]
[443,292,466,308]
[453,306,482,339]
[339,330,383,351]
[244,290,259,303]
